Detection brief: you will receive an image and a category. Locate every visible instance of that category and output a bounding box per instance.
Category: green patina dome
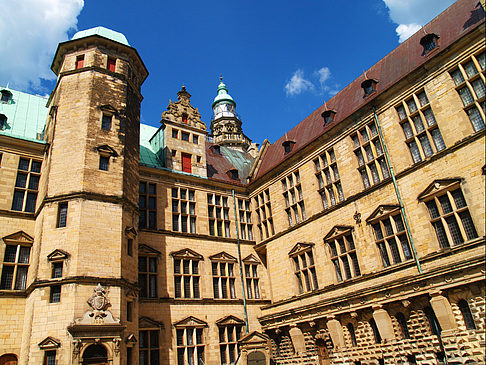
[72,26,130,46]
[212,79,236,108]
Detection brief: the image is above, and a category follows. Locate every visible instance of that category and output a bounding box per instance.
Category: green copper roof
[212,79,236,108]
[0,87,47,143]
[140,124,163,169]
[72,26,130,46]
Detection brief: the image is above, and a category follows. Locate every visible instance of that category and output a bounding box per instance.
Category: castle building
[0,1,484,364]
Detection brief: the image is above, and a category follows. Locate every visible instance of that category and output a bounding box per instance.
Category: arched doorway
[0,354,18,365]
[247,351,266,365]
[82,344,108,365]
[316,338,330,365]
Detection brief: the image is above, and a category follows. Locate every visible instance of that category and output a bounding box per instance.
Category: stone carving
[73,284,120,326]
[161,86,206,130]
[88,283,111,311]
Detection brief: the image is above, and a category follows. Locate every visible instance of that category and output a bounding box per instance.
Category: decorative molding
[125,226,137,238]
[417,178,462,201]
[2,230,34,244]
[139,316,164,329]
[323,225,353,242]
[38,336,61,349]
[139,244,161,256]
[209,251,237,262]
[170,248,203,260]
[216,315,245,326]
[173,316,208,328]
[242,253,261,264]
[288,242,314,256]
[366,205,400,223]
[95,144,118,157]
[47,249,70,262]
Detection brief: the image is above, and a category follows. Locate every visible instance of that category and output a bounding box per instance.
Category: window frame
[237,198,253,240]
[139,329,160,365]
[172,187,196,233]
[282,170,306,227]
[11,157,41,213]
[289,243,319,294]
[175,318,206,365]
[138,248,159,299]
[216,318,244,365]
[139,182,157,230]
[324,226,361,283]
[56,202,68,228]
[254,189,275,241]
[314,147,344,210]
[0,238,32,291]
[172,249,203,299]
[210,255,237,300]
[208,193,231,238]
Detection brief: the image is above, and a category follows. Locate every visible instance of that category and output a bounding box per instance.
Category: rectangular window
[314,147,344,210]
[139,330,160,365]
[237,198,253,240]
[52,262,63,278]
[212,261,236,299]
[244,263,260,299]
[282,170,306,227]
[127,238,133,256]
[254,189,275,241]
[107,57,116,72]
[0,244,31,290]
[138,256,157,298]
[172,187,196,233]
[11,158,41,213]
[57,202,68,228]
[193,135,198,144]
[182,153,192,173]
[139,182,157,229]
[208,194,231,237]
[219,325,242,365]
[101,114,112,130]
[291,249,318,294]
[181,132,190,141]
[127,301,133,322]
[99,155,109,171]
[176,327,204,365]
[174,258,200,298]
[44,350,56,365]
[172,129,179,138]
[449,52,485,132]
[327,232,361,282]
[50,285,61,303]
[75,55,84,69]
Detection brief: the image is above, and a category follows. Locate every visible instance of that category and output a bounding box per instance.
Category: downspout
[232,189,250,332]
[372,106,422,274]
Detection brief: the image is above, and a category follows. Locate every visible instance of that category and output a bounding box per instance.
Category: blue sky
[0,0,455,145]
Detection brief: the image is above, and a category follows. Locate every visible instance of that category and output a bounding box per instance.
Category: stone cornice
[139,228,256,246]
[25,276,139,295]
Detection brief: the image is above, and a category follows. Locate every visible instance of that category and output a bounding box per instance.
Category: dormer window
[420,33,439,55]
[211,145,221,155]
[1,90,11,103]
[0,114,7,130]
[321,109,336,125]
[282,140,295,154]
[228,169,239,180]
[361,79,377,97]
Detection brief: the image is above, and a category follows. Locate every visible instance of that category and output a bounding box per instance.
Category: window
[368,206,413,268]
[139,255,157,298]
[176,327,204,365]
[419,180,478,248]
[172,129,179,138]
[424,306,441,336]
[244,261,260,299]
[75,55,84,69]
[181,132,190,141]
[173,250,202,299]
[212,260,236,299]
[325,227,360,282]
[0,114,6,130]
[127,347,133,365]
[139,182,156,229]
[458,299,476,330]
[101,114,112,130]
[1,90,11,103]
[396,90,446,164]
[57,202,68,228]
[172,150,177,157]
[44,350,56,365]
[395,312,410,339]
[449,52,485,132]
[139,330,160,365]
[182,113,188,123]
[182,153,192,173]
[50,285,61,303]
[51,262,63,278]
[193,135,198,144]
[172,187,196,233]
[351,121,389,189]
[347,323,357,347]
[107,57,116,72]
[11,158,41,213]
[219,324,243,364]
[420,33,439,55]
[314,147,344,210]
[127,238,133,256]
[238,199,253,240]
[361,79,377,97]
[254,189,275,241]
[208,194,231,237]
[282,140,295,154]
[282,170,306,227]
[0,243,31,290]
[321,109,336,125]
[99,155,109,171]
[289,243,318,294]
[369,318,381,344]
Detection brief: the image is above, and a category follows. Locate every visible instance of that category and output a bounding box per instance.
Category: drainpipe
[372,107,422,274]
[232,189,250,332]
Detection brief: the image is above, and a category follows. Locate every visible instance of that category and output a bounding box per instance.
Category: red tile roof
[254,0,485,180]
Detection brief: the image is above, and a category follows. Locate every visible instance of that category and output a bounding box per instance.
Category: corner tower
[21,27,147,364]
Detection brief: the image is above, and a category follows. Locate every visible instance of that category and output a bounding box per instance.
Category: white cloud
[315,67,331,86]
[285,69,314,96]
[0,0,84,92]
[381,0,455,42]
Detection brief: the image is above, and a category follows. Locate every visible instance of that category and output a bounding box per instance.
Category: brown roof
[205,142,254,185]
[255,0,485,180]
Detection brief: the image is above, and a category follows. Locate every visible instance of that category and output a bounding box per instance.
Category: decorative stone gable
[47,249,70,261]
[170,248,203,260]
[38,336,61,349]
[161,86,206,131]
[288,242,314,256]
[209,251,237,262]
[324,226,353,241]
[366,205,400,223]
[418,178,462,201]
[139,316,164,329]
[2,231,34,244]
[174,316,208,328]
[242,253,261,264]
[216,315,245,326]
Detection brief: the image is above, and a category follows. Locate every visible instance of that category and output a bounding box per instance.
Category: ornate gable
[139,316,164,329]
[2,231,34,244]
[139,244,161,256]
[239,330,269,344]
[324,226,353,242]
[161,86,207,131]
[418,178,461,201]
[96,144,118,157]
[47,249,70,262]
[209,252,237,262]
[173,316,208,328]
[288,242,314,256]
[366,205,400,223]
[38,336,61,349]
[216,315,245,326]
[170,248,203,260]
[242,254,261,264]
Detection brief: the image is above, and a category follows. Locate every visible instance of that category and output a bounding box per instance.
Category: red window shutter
[76,56,84,69]
[108,57,116,72]
[182,153,192,173]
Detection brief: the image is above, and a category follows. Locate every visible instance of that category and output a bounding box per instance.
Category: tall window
[395,312,410,339]
[99,155,110,171]
[351,121,389,189]
[138,255,157,298]
[325,227,360,282]
[44,351,56,365]
[314,147,344,210]
[254,189,275,240]
[449,51,485,132]
[173,250,201,299]
[182,153,192,173]
[101,114,112,130]
[244,259,260,299]
[172,187,196,233]
[75,55,84,69]
[139,330,160,365]
[57,202,68,228]
[139,182,156,229]
[368,206,413,268]
[289,243,318,294]
[396,90,446,164]
[369,318,382,344]
[237,199,253,240]
[347,323,357,347]
[282,170,306,227]
[208,194,231,237]
[176,326,205,365]
[50,285,61,303]
[219,323,243,364]
[457,299,476,330]
[420,181,478,248]
[107,57,116,72]
[212,259,236,299]
[0,243,31,290]
[12,158,41,213]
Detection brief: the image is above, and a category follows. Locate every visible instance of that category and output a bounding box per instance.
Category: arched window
[82,344,108,364]
[347,323,357,347]
[395,312,410,339]
[458,299,476,330]
[369,318,381,344]
[424,306,441,336]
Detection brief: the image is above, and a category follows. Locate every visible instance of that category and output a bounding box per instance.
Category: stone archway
[247,351,266,365]
[0,354,18,365]
[82,344,108,365]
